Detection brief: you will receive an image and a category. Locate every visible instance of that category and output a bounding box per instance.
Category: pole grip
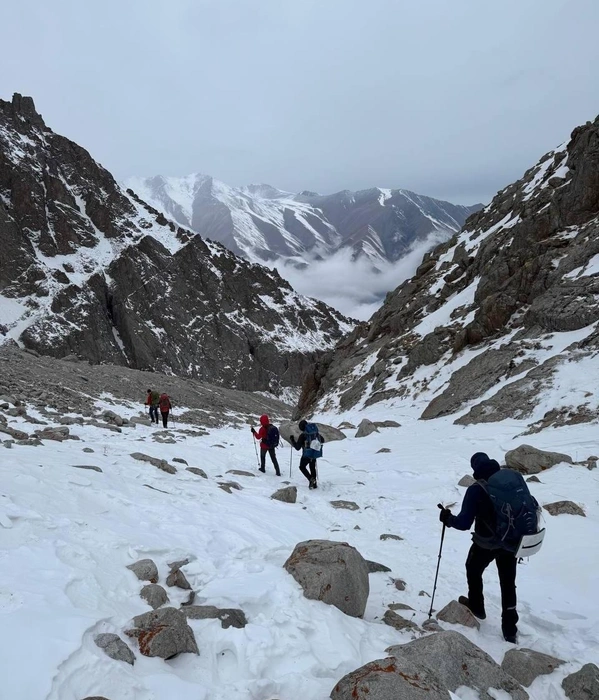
[437,503,444,510]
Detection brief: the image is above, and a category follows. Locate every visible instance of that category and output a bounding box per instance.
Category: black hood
[470,452,501,481]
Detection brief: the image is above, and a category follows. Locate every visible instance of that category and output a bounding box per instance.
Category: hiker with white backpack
[438,452,545,643]
[290,420,324,490]
[251,414,281,476]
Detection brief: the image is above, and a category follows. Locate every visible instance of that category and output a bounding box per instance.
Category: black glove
[290,435,296,444]
[251,427,256,434]
[439,507,452,526]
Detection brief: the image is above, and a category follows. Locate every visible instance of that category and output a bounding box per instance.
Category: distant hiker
[439,452,541,644]
[146,389,160,424]
[251,414,281,475]
[159,392,171,428]
[290,420,324,489]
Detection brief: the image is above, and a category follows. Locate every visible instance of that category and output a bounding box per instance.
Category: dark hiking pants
[466,543,518,636]
[161,410,169,428]
[149,406,159,423]
[299,456,317,483]
[260,447,280,474]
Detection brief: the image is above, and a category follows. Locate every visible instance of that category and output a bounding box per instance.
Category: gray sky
[3,0,599,204]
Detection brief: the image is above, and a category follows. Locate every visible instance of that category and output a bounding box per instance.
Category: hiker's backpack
[303,422,323,459]
[159,394,170,411]
[477,469,544,555]
[265,424,280,448]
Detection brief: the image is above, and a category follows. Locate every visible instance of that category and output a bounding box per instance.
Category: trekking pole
[289,444,293,478]
[428,504,447,619]
[252,432,260,469]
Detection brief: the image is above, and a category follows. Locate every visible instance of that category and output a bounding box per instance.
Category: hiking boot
[312,480,318,489]
[503,632,518,644]
[275,471,281,477]
[458,596,486,620]
[259,467,265,473]
[309,478,316,489]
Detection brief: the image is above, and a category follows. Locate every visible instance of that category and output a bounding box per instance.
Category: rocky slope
[126,174,480,269]
[0,93,352,395]
[298,114,599,430]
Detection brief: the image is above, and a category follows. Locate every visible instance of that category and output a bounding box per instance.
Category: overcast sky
[3,0,599,204]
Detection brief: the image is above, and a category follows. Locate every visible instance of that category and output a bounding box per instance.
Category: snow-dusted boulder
[436,600,480,629]
[140,584,169,609]
[127,607,198,658]
[355,418,379,438]
[562,663,599,699]
[543,500,585,516]
[284,540,369,618]
[94,633,135,665]
[271,486,297,503]
[501,648,564,687]
[505,444,572,474]
[127,559,159,583]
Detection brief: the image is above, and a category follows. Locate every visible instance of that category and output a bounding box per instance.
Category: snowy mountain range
[126,174,481,269]
[0,94,351,396]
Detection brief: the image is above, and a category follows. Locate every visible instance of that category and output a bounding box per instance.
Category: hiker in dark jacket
[159,393,171,428]
[251,414,281,475]
[439,452,519,643]
[290,419,325,489]
[146,389,160,424]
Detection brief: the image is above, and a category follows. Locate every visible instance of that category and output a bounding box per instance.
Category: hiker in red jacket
[251,414,281,475]
[159,393,171,428]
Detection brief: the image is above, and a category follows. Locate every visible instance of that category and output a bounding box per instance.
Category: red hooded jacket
[253,414,271,450]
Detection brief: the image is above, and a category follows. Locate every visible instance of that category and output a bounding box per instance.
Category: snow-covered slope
[126,174,481,269]
[299,114,599,430]
[0,94,353,395]
[1,357,597,699]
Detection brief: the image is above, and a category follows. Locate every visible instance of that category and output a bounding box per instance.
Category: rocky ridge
[298,114,599,429]
[0,94,351,396]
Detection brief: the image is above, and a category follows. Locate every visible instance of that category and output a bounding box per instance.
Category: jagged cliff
[298,115,599,430]
[0,94,352,395]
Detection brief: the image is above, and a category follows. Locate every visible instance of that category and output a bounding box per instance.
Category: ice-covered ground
[1,397,597,699]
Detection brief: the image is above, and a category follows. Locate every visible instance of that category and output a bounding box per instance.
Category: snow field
[0,398,598,699]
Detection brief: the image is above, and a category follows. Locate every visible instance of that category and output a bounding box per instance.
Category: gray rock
[330,500,360,511]
[172,457,188,465]
[388,603,414,611]
[526,475,542,483]
[186,467,207,478]
[271,486,297,503]
[94,633,135,665]
[380,533,403,541]
[140,584,169,609]
[0,425,29,440]
[544,500,585,516]
[182,605,247,629]
[366,560,391,573]
[130,416,152,427]
[374,420,401,428]
[330,656,451,699]
[218,481,242,493]
[562,663,599,700]
[279,421,346,444]
[227,469,256,477]
[127,607,198,658]
[166,569,191,590]
[127,558,159,584]
[505,444,572,474]
[130,452,176,474]
[284,540,369,618]
[102,409,124,426]
[421,618,443,632]
[72,464,103,473]
[394,579,406,591]
[168,558,190,572]
[387,631,528,700]
[83,447,94,453]
[338,421,356,429]
[436,600,480,629]
[35,426,72,441]
[458,474,476,487]
[501,648,564,687]
[383,609,419,632]
[376,447,391,453]
[355,418,379,438]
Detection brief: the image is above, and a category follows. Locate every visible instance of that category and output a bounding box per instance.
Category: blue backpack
[477,469,540,552]
[303,422,323,459]
[265,424,280,448]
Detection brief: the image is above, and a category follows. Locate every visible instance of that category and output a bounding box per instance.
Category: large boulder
[330,656,451,699]
[94,633,135,665]
[126,607,198,658]
[355,418,379,438]
[386,631,528,700]
[284,540,369,618]
[279,421,346,444]
[562,663,599,699]
[383,609,419,632]
[505,444,572,474]
[127,559,159,583]
[501,648,564,687]
[140,584,169,609]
